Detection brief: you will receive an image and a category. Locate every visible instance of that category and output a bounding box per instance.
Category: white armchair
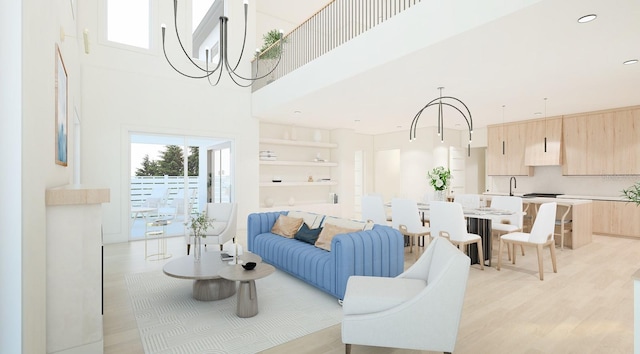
[185,202,237,255]
[341,237,471,354]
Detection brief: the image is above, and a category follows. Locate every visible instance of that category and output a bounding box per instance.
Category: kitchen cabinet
[486,123,533,176]
[592,200,640,239]
[524,117,562,166]
[563,106,640,175]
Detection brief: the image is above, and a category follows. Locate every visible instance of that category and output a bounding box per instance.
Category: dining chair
[554,204,572,250]
[454,194,481,209]
[497,202,558,280]
[490,196,525,260]
[361,194,389,225]
[391,198,430,253]
[429,201,484,270]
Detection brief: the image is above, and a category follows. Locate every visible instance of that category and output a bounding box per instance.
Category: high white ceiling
[253,0,640,136]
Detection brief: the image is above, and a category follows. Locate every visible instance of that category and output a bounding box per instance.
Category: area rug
[125,269,343,354]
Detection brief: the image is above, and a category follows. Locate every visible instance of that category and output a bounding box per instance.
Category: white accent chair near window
[497,202,558,281]
[430,201,484,270]
[186,202,237,255]
[361,194,388,225]
[341,236,470,354]
[490,195,525,259]
[391,198,430,253]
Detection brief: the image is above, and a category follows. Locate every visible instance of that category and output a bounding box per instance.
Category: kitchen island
[484,193,593,250]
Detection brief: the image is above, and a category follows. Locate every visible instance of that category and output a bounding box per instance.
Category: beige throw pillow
[271,214,304,238]
[315,223,360,251]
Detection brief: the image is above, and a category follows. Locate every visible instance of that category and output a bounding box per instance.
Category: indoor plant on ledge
[188,211,213,262]
[622,181,640,206]
[428,166,452,201]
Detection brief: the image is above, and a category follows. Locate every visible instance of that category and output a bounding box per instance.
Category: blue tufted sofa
[247,211,404,300]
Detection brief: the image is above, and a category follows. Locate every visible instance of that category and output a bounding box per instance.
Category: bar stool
[554,204,572,250]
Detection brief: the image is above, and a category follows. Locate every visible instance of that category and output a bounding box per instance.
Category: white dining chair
[429,201,484,270]
[361,194,389,225]
[454,194,481,209]
[391,198,430,253]
[490,196,524,260]
[497,202,558,280]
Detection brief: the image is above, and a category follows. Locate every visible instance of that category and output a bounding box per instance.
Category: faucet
[509,176,517,196]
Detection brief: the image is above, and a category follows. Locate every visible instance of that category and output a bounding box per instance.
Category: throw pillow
[271,214,304,238]
[315,223,360,251]
[321,216,367,231]
[294,223,323,244]
[287,210,324,229]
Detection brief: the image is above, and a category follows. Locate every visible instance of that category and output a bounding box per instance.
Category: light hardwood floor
[104,234,639,354]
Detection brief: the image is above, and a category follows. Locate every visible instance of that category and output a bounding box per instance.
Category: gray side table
[218,263,276,317]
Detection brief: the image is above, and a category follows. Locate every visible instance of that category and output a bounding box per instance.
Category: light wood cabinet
[563,106,640,175]
[524,117,562,166]
[486,123,533,176]
[592,200,640,239]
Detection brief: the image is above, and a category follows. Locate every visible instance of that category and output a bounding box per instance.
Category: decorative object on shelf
[314,153,326,162]
[329,193,338,204]
[308,175,314,182]
[622,181,640,205]
[288,197,295,206]
[242,261,257,270]
[188,211,213,262]
[264,197,275,208]
[272,176,282,183]
[409,87,474,156]
[160,0,283,86]
[313,130,322,142]
[259,150,277,161]
[428,166,451,201]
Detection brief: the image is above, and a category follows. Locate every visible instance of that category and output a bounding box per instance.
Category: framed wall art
[55,43,68,166]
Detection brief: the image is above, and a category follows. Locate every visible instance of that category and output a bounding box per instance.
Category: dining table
[416,203,518,267]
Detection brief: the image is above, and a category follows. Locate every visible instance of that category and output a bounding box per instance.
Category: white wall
[0,1,22,352]
[77,1,260,244]
[5,0,83,352]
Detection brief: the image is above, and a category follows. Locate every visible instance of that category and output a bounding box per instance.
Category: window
[106,0,150,49]
[192,0,224,61]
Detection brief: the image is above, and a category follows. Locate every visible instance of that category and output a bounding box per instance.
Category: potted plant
[188,210,213,262]
[622,181,640,206]
[428,166,452,201]
[256,29,285,84]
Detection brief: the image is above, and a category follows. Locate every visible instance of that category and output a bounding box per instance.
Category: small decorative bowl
[242,262,257,270]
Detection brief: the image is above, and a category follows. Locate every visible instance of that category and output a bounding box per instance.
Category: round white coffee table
[163,251,262,301]
[218,263,275,318]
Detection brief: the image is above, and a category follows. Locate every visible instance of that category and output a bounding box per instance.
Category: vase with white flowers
[188,211,213,262]
[428,166,452,201]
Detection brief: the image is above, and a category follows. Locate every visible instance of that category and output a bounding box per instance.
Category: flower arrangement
[428,166,452,191]
[622,181,640,206]
[189,211,213,238]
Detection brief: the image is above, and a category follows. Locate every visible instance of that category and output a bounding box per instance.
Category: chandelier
[161,0,283,87]
[409,87,474,155]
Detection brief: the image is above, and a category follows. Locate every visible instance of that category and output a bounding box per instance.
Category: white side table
[145,219,172,260]
[219,263,275,317]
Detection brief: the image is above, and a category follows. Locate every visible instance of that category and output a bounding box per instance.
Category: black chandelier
[409,87,474,155]
[161,0,283,87]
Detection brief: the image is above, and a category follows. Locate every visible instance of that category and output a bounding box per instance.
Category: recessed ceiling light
[534,112,542,115]
[354,119,361,122]
[577,14,597,23]
[623,59,638,65]
[396,125,402,128]
[294,110,302,114]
